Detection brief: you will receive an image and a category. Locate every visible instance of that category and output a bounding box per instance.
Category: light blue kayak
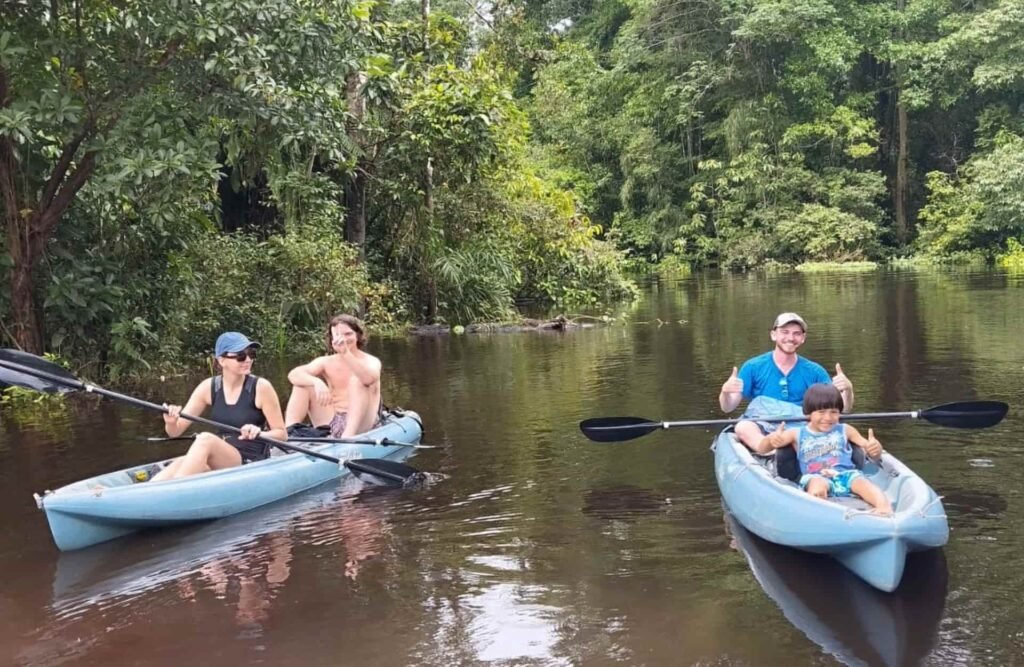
[725,510,947,666]
[35,410,423,551]
[713,426,948,592]
[51,474,377,617]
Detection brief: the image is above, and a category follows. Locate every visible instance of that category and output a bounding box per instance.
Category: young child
[761,383,893,515]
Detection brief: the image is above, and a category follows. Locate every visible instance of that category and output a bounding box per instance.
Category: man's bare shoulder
[300,354,335,371]
[357,350,382,372]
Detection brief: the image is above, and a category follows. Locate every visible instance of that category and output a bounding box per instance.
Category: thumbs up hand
[721,366,744,395]
[832,362,852,393]
[864,427,883,459]
[765,422,787,448]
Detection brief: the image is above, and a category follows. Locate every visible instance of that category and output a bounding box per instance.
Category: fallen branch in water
[408,314,617,336]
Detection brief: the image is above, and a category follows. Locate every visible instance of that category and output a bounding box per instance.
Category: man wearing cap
[719,313,854,454]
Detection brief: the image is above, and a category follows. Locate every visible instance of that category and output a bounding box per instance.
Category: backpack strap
[211,375,223,404]
[243,374,258,402]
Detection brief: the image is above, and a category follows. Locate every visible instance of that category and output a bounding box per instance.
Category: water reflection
[174,532,293,638]
[51,480,393,615]
[298,487,390,580]
[725,508,948,666]
[20,478,396,665]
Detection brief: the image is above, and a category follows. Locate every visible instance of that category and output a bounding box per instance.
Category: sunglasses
[223,349,257,363]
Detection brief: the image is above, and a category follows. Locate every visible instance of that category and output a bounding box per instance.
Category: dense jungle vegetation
[2,0,1023,376]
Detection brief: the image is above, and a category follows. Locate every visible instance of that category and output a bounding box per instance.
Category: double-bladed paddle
[579,400,1009,443]
[143,434,439,449]
[0,349,425,487]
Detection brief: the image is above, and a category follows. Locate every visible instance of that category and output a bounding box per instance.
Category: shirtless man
[285,314,382,439]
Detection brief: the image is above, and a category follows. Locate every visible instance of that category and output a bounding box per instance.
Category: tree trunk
[344,71,369,259]
[424,157,433,212]
[344,170,367,254]
[425,277,438,322]
[0,32,178,351]
[420,0,435,323]
[0,65,41,351]
[422,0,433,215]
[894,96,909,245]
[1,61,97,351]
[892,0,909,245]
[2,61,42,351]
[5,221,44,352]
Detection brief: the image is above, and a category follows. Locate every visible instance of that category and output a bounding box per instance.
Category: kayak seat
[775,446,866,483]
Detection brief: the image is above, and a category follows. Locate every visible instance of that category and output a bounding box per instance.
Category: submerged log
[407,314,611,336]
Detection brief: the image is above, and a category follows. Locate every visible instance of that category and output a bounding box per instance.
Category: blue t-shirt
[796,423,855,475]
[738,352,830,405]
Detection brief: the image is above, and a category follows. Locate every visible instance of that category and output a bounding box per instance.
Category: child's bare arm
[845,425,883,459]
[760,423,797,450]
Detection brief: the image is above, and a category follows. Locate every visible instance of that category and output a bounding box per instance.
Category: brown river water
[1,268,1022,666]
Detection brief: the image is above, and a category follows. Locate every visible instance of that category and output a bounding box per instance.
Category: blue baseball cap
[214,331,261,357]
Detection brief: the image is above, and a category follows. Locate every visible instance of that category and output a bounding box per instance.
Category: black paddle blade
[0,349,79,394]
[345,458,426,488]
[579,417,662,442]
[920,401,1009,429]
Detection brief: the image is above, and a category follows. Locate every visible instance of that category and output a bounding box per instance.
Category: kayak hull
[713,428,948,592]
[37,411,423,551]
[725,509,948,666]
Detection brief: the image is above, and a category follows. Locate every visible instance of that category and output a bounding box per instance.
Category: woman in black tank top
[151,332,287,482]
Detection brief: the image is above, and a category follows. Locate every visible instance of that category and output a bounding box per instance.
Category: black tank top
[210,375,270,461]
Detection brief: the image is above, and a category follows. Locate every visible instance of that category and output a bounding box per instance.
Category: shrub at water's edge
[162,231,372,362]
[996,239,1024,271]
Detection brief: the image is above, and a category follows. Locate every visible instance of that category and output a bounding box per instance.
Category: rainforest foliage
[517,0,1024,270]
[0,0,635,373]
[1,0,1022,374]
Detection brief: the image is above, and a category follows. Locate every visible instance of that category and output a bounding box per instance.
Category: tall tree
[0,0,369,351]
[1,2,186,351]
[344,70,370,257]
[893,0,910,244]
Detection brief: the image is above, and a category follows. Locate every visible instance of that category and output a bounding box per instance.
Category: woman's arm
[254,378,288,441]
[163,379,212,437]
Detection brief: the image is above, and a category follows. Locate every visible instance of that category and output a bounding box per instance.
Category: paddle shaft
[288,436,435,449]
[580,399,1006,443]
[146,434,434,449]
[0,357,342,465]
[656,411,920,430]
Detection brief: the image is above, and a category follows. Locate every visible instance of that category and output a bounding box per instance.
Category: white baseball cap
[772,312,807,331]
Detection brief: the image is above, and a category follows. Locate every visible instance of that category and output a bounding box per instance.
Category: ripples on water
[3,269,1024,664]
